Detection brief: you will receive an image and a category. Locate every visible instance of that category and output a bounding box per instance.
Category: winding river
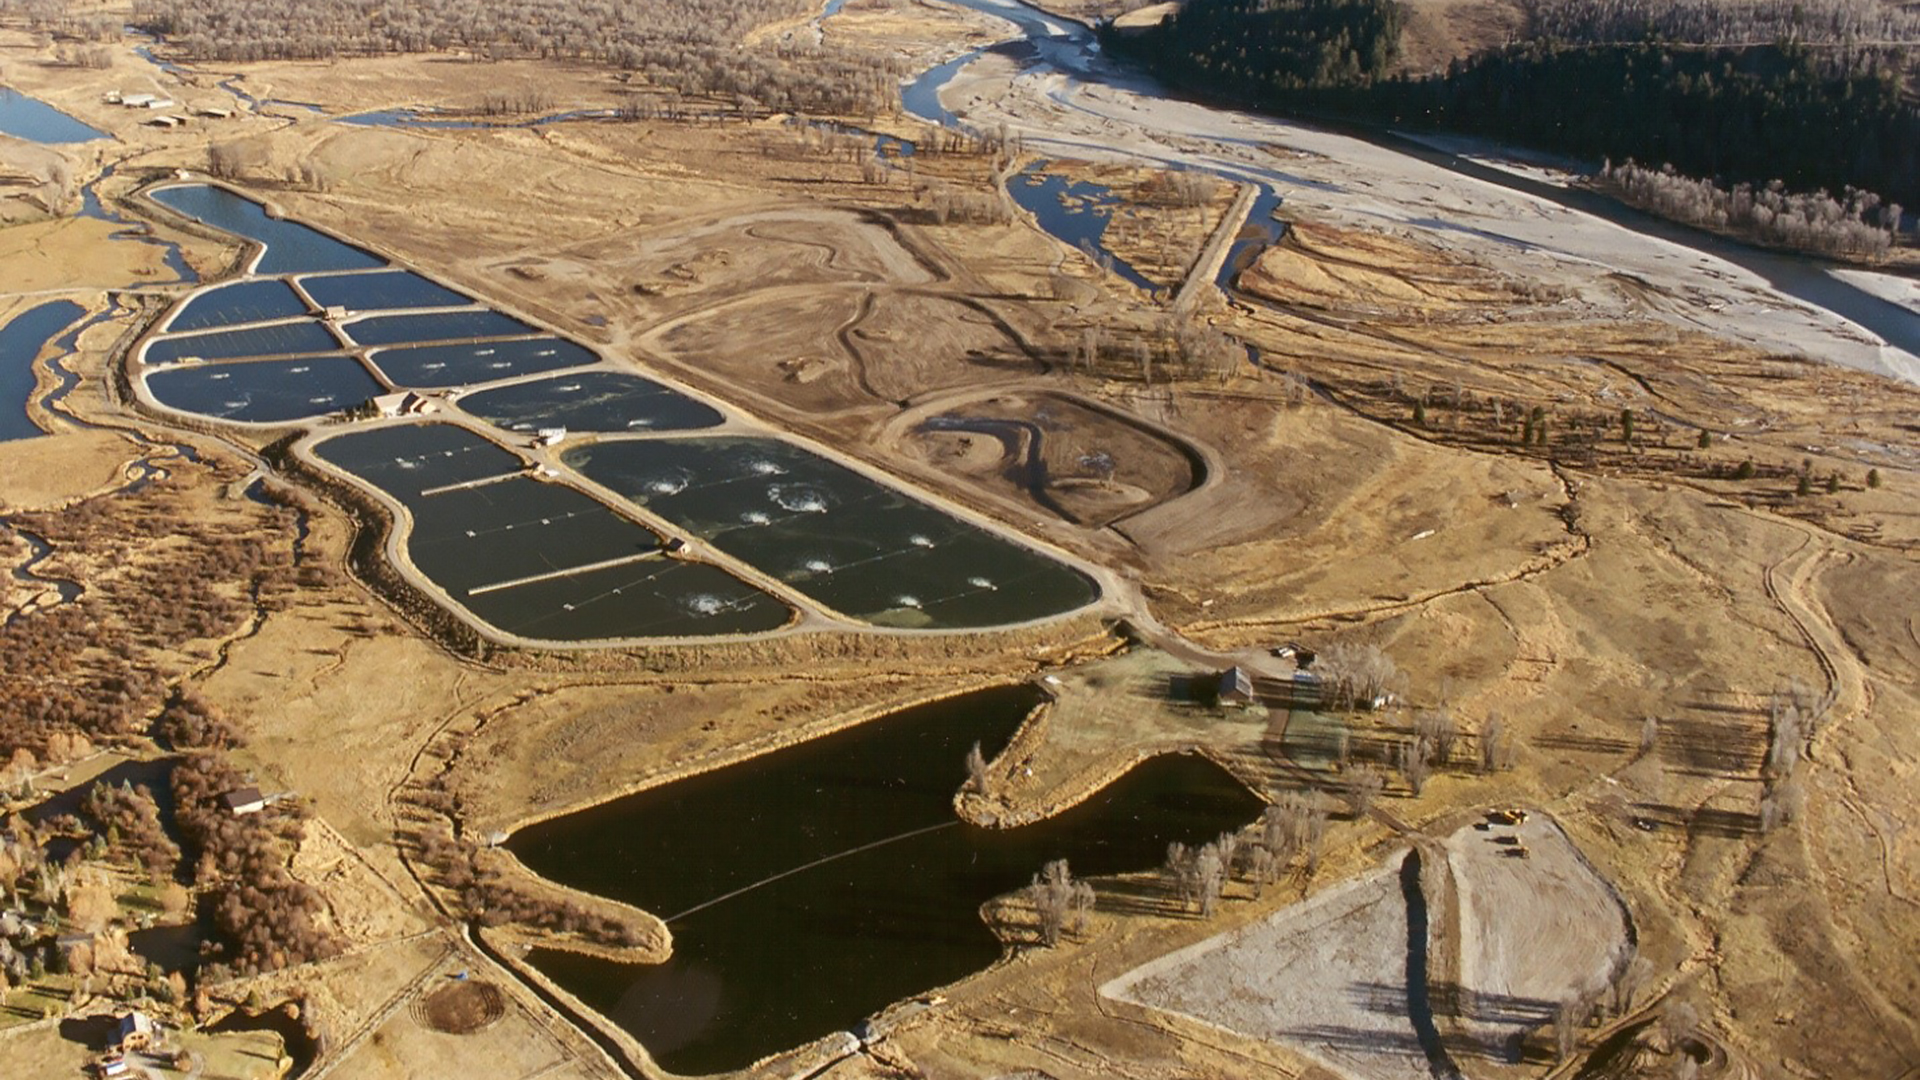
[903,0,1920,382]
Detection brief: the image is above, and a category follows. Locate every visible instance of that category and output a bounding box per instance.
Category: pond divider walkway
[418,470,526,498]
[467,550,665,597]
[1173,183,1258,310]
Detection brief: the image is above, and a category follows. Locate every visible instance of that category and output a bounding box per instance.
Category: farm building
[222,786,266,815]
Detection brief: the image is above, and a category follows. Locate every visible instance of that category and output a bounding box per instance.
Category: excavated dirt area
[1104,816,1630,1080]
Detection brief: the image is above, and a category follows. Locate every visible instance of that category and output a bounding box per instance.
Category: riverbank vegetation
[1104,0,1920,251]
[1596,160,1902,259]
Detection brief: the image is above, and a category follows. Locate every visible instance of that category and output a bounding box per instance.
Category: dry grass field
[0,5,1916,1080]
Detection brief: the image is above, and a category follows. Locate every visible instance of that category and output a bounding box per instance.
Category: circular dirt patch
[415,979,507,1034]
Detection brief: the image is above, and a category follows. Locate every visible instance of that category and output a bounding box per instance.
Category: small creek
[1,300,85,441]
[511,684,1264,1074]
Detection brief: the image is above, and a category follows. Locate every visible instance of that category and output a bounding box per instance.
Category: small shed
[221,787,266,815]
[372,391,437,418]
[145,115,183,129]
[192,105,232,119]
[1217,666,1256,707]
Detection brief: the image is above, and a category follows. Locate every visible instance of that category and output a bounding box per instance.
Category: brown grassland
[0,3,1916,1080]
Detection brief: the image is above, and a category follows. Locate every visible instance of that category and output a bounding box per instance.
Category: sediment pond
[565,436,1101,627]
[511,685,1264,1074]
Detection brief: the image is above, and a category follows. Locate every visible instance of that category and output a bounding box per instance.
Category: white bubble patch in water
[770,484,828,514]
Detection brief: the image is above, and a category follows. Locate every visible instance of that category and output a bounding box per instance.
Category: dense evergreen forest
[1107,0,1920,211]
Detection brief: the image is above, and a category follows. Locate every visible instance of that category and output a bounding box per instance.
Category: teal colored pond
[0,86,105,143]
[368,338,595,387]
[512,685,1262,1074]
[312,424,792,639]
[165,280,310,332]
[458,371,724,434]
[564,437,1100,628]
[341,310,534,347]
[299,269,474,312]
[146,356,383,424]
[147,184,385,274]
[144,320,340,364]
[1,300,84,441]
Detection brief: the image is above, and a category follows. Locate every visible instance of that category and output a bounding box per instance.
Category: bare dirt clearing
[1105,817,1629,1080]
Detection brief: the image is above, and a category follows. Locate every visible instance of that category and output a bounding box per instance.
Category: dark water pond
[144,319,341,364]
[145,356,383,424]
[0,86,105,142]
[564,436,1100,628]
[458,371,724,434]
[1,300,84,441]
[368,337,596,387]
[165,280,310,332]
[341,309,534,347]
[147,184,386,274]
[299,269,475,312]
[1009,161,1154,292]
[313,424,791,638]
[512,684,1262,1075]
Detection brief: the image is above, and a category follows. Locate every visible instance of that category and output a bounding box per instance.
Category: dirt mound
[414,979,507,1035]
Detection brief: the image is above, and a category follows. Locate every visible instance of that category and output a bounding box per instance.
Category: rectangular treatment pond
[368,338,597,388]
[563,437,1100,628]
[148,184,386,275]
[146,356,384,425]
[298,269,475,312]
[340,310,536,347]
[164,280,312,333]
[312,423,793,639]
[457,371,724,434]
[144,320,341,364]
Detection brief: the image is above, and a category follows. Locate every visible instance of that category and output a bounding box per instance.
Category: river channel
[511,684,1263,1074]
[905,0,1920,376]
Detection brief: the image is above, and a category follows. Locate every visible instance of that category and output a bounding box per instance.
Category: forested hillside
[1107,0,1920,218]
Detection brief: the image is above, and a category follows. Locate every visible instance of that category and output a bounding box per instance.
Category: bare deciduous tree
[1026,859,1095,946]
[1343,766,1385,818]
[963,740,988,795]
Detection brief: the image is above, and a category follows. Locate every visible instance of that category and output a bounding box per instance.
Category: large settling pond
[565,437,1100,628]
[510,685,1263,1074]
[148,184,385,274]
[312,424,792,639]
